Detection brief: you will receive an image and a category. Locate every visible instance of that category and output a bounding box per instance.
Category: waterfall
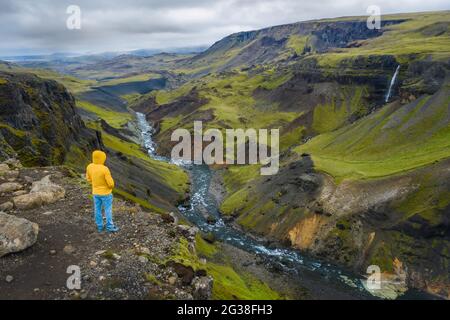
[385,65,400,103]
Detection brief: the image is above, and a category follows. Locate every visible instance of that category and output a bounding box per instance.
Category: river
[135,112,434,300]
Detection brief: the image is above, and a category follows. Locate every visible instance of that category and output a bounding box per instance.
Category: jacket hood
[92,150,106,165]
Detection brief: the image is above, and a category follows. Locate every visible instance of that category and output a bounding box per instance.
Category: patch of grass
[101,250,117,260]
[280,126,305,151]
[259,71,293,90]
[312,86,368,134]
[286,35,309,55]
[159,115,183,134]
[395,173,450,226]
[296,90,450,181]
[170,237,280,300]
[220,188,250,216]
[144,273,162,286]
[154,84,195,105]
[197,72,299,130]
[76,100,132,128]
[370,241,394,272]
[64,144,90,170]
[222,165,261,193]
[113,188,164,213]
[195,234,217,258]
[28,69,96,93]
[0,123,27,137]
[98,73,159,86]
[121,93,141,103]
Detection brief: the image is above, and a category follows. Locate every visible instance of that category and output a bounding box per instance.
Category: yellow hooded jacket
[86,150,115,195]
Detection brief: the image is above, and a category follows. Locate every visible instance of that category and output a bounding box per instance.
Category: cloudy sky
[0,0,448,56]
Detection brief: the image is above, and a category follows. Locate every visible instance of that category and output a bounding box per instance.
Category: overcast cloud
[0,0,448,56]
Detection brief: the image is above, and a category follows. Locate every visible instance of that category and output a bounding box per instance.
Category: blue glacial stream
[135,112,434,300]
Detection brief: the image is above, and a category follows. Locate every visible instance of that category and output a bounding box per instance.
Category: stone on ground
[192,276,213,300]
[0,212,39,257]
[0,182,23,193]
[13,175,65,209]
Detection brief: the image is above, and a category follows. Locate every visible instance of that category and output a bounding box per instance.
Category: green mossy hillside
[169,236,281,300]
[296,87,450,181]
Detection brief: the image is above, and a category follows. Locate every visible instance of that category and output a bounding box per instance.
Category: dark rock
[192,276,213,300]
[0,71,98,167]
[166,261,195,285]
[195,269,208,277]
[160,212,175,224]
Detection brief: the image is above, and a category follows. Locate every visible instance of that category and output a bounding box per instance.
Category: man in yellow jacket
[86,150,119,233]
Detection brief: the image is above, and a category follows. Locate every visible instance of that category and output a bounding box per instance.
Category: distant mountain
[3,46,208,80]
[129,46,208,57]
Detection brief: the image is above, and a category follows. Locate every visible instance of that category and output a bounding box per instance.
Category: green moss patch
[169,237,281,300]
[76,100,132,128]
[296,90,450,181]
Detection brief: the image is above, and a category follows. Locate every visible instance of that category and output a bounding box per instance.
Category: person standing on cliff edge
[86,150,119,233]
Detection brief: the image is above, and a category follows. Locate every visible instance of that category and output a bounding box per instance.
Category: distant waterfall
[385,65,400,103]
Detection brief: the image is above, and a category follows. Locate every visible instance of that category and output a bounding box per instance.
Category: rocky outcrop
[13,175,65,210]
[221,153,450,298]
[192,276,213,300]
[0,71,99,166]
[190,19,404,72]
[0,212,38,257]
[0,182,23,193]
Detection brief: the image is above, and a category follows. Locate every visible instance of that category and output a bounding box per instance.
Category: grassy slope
[296,87,450,182]
[155,70,298,136]
[153,11,449,161]
[208,15,450,287]
[7,65,191,211]
[100,129,188,195]
[170,235,281,300]
[76,101,132,128]
[210,11,449,192]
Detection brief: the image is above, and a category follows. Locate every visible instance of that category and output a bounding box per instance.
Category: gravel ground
[0,165,199,300]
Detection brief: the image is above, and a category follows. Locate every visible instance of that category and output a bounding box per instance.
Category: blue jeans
[93,194,115,231]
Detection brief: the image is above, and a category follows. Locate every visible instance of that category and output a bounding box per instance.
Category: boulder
[0,201,14,212]
[30,175,65,196]
[192,276,213,300]
[167,261,195,285]
[13,175,65,210]
[0,163,10,176]
[160,212,175,224]
[169,212,179,225]
[0,212,39,257]
[177,225,199,238]
[12,190,27,196]
[13,193,43,210]
[3,158,22,169]
[63,245,76,255]
[0,182,23,193]
[4,170,19,180]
